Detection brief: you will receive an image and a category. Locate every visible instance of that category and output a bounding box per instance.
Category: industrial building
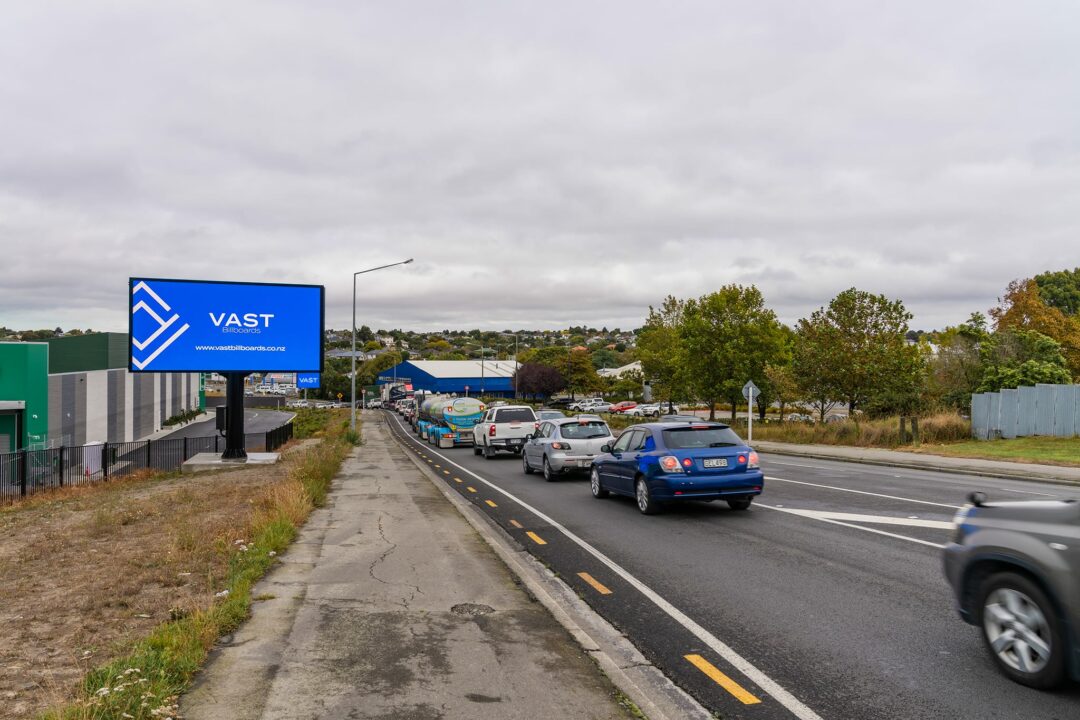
[0,333,200,452]
[376,360,520,398]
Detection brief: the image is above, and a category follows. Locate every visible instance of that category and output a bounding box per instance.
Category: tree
[610,368,645,401]
[793,288,923,419]
[637,296,690,407]
[681,285,787,421]
[990,278,1080,379]
[562,348,602,398]
[362,340,382,352]
[977,329,1072,392]
[590,348,618,370]
[515,363,566,399]
[1033,267,1080,316]
[763,363,799,421]
[925,313,989,412]
[356,325,375,343]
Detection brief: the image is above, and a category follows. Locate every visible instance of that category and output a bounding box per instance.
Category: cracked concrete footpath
[181,419,638,720]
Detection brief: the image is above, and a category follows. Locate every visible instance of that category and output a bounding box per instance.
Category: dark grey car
[943,493,1080,688]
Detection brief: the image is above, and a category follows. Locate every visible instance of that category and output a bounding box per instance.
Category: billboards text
[129,278,324,373]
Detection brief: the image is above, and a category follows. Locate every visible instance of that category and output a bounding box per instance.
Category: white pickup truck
[472,405,539,458]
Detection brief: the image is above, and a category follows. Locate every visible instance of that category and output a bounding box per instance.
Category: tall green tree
[977,329,1072,392]
[681,285,787,421]
[925,313,989,412]
[637,296,690,406]
[1034,267,1080,316]
[793,288,923,419]
[562,348,602,398]
[763,363,799,421]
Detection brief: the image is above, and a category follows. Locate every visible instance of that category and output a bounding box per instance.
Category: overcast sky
[3,1,1079,334]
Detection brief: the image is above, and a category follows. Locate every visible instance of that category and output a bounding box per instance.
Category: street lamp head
[403,258,414,264]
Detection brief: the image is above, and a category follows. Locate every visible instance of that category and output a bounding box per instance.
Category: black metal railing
[0,421,294,506]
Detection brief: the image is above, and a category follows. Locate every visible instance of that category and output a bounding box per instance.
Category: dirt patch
[0,442,315,719]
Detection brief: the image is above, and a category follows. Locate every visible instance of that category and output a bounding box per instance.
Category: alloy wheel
[983,588,1052,675]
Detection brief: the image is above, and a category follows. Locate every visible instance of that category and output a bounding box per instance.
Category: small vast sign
[297,372,321,389]
[742,380,759,400]
[129,278,324,373]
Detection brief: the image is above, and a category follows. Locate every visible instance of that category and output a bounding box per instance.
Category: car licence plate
[577,460,591,467]
[702,458,728,468]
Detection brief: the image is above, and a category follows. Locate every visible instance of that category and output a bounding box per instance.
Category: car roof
[554,415,607,425]
[631,420,732,431]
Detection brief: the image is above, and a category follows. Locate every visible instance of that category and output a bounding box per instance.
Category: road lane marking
[578,572,612,595]
[485,499,497,508]
[757,504,946,548]
[776,508,953,530]
[443,470,450,475]
[386,413,825,720]
[509,519,523,528]
[466,486,477,493]
[685,654,761,705]
[526,531,547,545]
[454,477,463,483]
[766,476,960,509]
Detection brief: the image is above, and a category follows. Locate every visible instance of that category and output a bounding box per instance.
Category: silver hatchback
[522,417,614,482]
[943,493,1080,689]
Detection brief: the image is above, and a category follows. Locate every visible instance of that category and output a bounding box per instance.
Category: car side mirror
[601,444,611,453]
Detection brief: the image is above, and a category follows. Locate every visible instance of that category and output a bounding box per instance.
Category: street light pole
[351,258,413,431]
[499,332,519,400]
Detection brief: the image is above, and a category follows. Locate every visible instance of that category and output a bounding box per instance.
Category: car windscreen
[494,408,536,423]
[560,421,610,439]
[662,426,743,449]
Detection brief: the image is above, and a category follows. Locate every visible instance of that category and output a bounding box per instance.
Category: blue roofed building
[376,360,519,398]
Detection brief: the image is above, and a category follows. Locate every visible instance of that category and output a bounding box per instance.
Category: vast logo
[131,281,190,370]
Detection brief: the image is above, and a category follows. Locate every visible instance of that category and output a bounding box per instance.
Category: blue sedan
[590,422,764,515]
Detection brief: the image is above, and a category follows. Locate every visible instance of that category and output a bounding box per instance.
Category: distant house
[598,361,642,379]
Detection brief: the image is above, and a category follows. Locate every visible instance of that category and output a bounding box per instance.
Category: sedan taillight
[748,451,760,469]
[658,455,684,473]
[489,424,496,436]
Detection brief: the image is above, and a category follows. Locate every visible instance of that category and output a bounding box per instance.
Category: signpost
[129,278,324,461]
[742,380,759,443]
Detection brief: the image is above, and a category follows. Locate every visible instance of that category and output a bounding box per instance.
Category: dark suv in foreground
[944,493,1080,688]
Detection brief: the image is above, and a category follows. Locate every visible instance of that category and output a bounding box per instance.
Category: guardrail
[0,422,294,506]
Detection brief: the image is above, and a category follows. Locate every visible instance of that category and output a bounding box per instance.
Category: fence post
[102,442,109,480]
[19,451,27,497]
[184,437,189,461]
[145,440,151,471]
[899,416,908,444]
[59,447,65,487]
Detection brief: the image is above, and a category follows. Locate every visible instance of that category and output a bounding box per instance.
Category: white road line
[757,504,946,549]
[767,461,848,471]
[766,475,961,509]
[771,508,954,530]
[387,414,823,720]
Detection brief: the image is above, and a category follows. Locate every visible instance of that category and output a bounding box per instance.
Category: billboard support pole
[222,372,248,461]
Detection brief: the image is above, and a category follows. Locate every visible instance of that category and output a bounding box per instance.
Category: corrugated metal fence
[971,384,1079,440]
[0,422,293,506]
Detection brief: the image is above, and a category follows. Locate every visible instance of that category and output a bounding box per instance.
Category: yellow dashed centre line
[526,531,547,545]
[426,459,432,464]
[466,486,477,493]
[509,519,523,529]
[485,500,497,508]
[577,572,612,595]
[454,477,463,483]
[443,470,450,475]
[684,654,761,705]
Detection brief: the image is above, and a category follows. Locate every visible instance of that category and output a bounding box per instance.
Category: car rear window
[494,408,536,423]
[662,426,743,448]
[560,421,610,439]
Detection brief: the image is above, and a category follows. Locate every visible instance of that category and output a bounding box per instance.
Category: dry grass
[749,411,972,448]
[0,410,352,720]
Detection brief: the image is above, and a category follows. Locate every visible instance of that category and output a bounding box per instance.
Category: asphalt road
[381,411,1080,720]
[161,410,294,440]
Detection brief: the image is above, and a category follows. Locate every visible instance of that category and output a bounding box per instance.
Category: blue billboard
[297,372,321,389]
[129,278,324,373]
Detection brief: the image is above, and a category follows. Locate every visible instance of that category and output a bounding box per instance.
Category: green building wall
[0,342,49,450]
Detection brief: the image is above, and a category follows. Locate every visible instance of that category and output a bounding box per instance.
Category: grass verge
[40,413,352,720]
[748,412,971,448]
[906,436,1080,467]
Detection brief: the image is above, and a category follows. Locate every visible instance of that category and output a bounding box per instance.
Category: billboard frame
[128,276,325,375]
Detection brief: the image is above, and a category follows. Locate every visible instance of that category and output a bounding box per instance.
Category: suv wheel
[727,498,753,511]
[977,572,1065,689]
[635,476,662,515]
[483,443,494,459]
[590,468,608,498]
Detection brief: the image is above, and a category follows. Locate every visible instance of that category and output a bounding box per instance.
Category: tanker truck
[414,393,486,448]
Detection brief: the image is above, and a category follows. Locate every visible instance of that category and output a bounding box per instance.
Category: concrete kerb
[387,415,714,720]
[754,441,1080,487]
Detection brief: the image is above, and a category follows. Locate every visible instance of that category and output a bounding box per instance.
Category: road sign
[742,380,759,400]
[337,393,343,400]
